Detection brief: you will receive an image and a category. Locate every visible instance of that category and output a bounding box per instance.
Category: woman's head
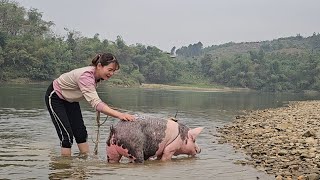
[92,53,120,81]
[91,53,119,69]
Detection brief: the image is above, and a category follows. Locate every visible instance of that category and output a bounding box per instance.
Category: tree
[200,54,214,75]
[24,8,54,36]
[0,1,25,35]
[0,31,7,47]
[170,46,176,56]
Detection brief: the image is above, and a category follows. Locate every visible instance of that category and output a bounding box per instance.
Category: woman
[44,53,135,156]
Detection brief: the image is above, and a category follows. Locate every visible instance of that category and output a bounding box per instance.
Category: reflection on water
[1,84,320,179]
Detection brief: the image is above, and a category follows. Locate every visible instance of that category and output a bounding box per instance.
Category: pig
[106,115,203,163]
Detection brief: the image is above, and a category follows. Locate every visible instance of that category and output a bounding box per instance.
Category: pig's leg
[161,145,177,161]
[156,155,162,160]
[160,150,175,161]
[133,149,144,163]
[161,139,180,161]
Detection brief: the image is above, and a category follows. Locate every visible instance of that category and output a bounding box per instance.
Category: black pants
[44,83,87,148]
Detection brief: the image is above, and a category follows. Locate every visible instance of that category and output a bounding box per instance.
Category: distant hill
[203,33,318,57]
[175,33,320,92]
[175,33,319,59]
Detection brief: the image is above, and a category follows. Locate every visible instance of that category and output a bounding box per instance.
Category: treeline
[0,0,204,86]
[197,34,320,92]
[1,0,320,92]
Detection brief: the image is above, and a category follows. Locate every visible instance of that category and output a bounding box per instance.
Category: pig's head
[176,127,204,156]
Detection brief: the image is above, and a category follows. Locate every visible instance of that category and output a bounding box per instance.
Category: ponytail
[91,54,102,66]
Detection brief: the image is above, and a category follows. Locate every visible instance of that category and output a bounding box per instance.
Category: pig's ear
[188,127,204,139]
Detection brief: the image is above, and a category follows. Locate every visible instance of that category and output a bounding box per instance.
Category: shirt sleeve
[78,71,104,110]
[96,102,107,112]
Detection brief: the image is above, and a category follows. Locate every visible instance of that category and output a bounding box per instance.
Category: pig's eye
[193,139,196,143]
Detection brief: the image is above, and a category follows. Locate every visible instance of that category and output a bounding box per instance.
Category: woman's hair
[91,53,120,70]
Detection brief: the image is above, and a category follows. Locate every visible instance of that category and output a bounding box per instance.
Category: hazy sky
[14,0,320,52]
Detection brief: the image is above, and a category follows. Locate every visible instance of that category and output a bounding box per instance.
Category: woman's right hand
[101,104,135,121]
[118,113,135,121]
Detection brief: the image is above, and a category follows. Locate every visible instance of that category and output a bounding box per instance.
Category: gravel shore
[217,100,320,180]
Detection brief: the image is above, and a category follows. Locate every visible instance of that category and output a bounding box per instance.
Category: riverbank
[139,83,250,92]
[1,79,251,92]
[217,100,320,180]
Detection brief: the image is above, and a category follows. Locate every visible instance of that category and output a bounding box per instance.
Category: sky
[13,0,320,52]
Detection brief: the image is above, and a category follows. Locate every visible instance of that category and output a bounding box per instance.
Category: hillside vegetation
[1,1,320,92]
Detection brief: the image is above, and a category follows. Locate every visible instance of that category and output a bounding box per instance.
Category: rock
[307,173,320,180]
[297,175,306,180]
[275,175,283,180]
[305,137,316,145]
[278,149,288,156]
[303,130,316,137]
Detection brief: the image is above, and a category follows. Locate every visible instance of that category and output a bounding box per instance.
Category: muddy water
[1,84,319,180]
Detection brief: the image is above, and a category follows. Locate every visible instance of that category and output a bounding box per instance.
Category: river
[1,83,319,180]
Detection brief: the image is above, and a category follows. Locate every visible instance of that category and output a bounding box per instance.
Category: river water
[1,83,320,180]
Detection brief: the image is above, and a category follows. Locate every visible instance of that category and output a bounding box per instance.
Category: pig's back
[112,115,168,160]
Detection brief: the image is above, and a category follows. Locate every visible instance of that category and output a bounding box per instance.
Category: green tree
[0,1,25,35]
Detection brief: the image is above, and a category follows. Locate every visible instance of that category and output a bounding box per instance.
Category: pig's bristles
[92,111,108,155]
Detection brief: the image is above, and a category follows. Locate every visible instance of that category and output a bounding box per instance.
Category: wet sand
[217,100,320,180]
